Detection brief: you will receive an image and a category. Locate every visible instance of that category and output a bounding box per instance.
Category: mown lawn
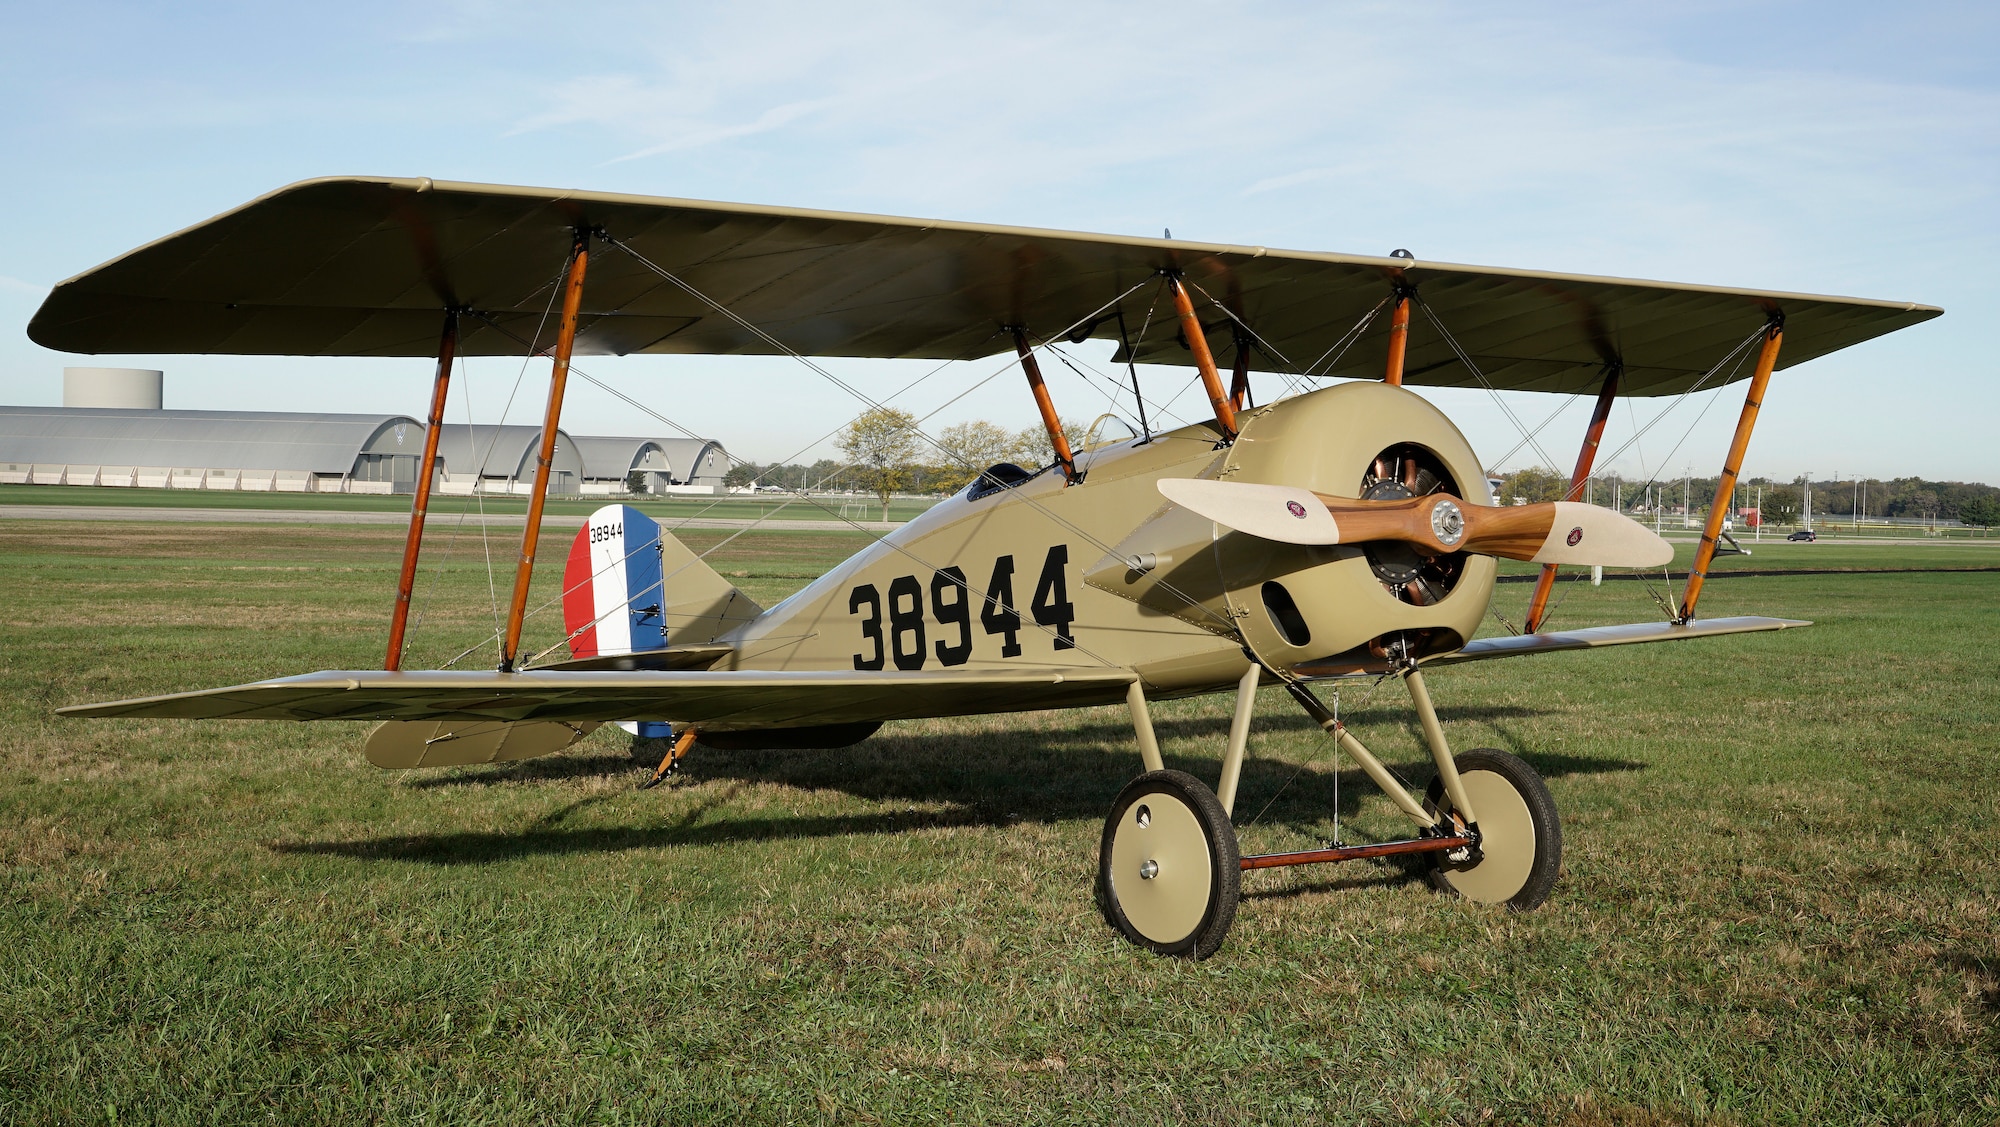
[2,522,1995,1124]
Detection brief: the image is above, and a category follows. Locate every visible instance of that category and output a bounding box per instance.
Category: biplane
[37,177,1940,958]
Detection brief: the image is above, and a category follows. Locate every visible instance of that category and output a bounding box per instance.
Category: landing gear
[1423,747,1562,910]
[1098,770,1240,959]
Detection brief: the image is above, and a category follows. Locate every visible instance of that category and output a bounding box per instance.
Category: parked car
[1787,529,1817,542]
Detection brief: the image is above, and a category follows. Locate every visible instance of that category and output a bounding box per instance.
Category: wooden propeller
[1156,478,1674,568]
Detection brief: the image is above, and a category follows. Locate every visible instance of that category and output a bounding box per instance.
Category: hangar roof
[657,438,729,481]
[431,423,582,480]
[571,436,731,481]
[570,436,664,481]
[0,406,419,473]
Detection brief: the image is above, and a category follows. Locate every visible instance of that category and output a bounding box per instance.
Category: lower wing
[1424,615,1807,669]
[57,666,1138,728]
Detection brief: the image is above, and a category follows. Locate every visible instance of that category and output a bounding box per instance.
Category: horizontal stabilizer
[58,666,1138,728]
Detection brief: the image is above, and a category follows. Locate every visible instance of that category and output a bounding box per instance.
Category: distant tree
[806,459,846,493]
[723,462,762,488]
[624,470,650,495]
[1908,489,1941,529]
[1763,486,1801,525]
[1495,466,1566,505]
[1957,496,1999,529]
[840,407,921,520]
[930,420,1016,492]
[1007,420,1086,470]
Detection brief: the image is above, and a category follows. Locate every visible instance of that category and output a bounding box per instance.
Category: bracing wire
[595,236,1237,635]
[443,261,1199,670]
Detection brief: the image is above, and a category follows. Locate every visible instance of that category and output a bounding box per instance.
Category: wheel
[1097,770,1240,959]
[1423,748,1562,910]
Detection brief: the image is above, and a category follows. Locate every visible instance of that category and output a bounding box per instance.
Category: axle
[1239,833,1474,871]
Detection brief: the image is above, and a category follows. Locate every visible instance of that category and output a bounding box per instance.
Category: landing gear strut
[1102,663,1564,957]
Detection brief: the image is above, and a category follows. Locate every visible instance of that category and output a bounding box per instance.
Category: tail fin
[561,503,762,658]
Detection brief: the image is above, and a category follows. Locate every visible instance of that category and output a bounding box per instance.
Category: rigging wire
[416,264,567,663]
[595,236,1238,634]
[1514,326,1763,632]
[1483,396,1579,475]
[448,261,1194,668]
[1413,297,1561,471]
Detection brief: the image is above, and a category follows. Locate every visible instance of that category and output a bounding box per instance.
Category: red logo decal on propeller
[1286,500,1308,518]
[1566,526,1584,547]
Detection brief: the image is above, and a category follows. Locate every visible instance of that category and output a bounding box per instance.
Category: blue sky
[2,1,1993,483]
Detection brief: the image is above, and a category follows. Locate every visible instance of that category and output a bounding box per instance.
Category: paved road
[0,504,898,532]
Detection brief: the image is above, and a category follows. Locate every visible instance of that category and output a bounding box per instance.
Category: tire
[1097,770,1240,959]
[1423,748,1561,911]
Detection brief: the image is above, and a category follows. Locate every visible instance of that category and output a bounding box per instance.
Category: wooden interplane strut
[1681,320,1784,622]
[1383,292,1412,386]
[1166,275,1238,441]
[500,232,591,671]
[1010,328,1079,483]
[1524,365,1622,633]
[385,309,458,671]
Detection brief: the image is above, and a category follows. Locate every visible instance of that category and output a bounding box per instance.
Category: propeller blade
[1155,479,1344,544]
[1484,501,1675,567]
[1156,479,1675,568]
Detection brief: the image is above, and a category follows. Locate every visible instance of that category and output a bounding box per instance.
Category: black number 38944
[849,545,1074,670]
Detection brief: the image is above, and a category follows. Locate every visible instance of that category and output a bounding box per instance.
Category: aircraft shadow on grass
[278,705,1644,868]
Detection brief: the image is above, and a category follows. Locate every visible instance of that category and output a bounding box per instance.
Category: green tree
[1958,496,1999,530]
[1762,485,1801,525]
[1495,466,1566,505]
[1008,420,1086,470]
[930,420,1015,492]
[839,407,921,520]
[723,462,762,489]
[806,459,846,493]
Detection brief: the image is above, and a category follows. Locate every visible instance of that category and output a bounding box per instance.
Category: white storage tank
[64,367,163,410]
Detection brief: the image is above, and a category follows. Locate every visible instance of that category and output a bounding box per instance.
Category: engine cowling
[1215,381,1496,674]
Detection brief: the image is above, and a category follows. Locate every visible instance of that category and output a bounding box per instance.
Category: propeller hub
[1430,499,1465,547]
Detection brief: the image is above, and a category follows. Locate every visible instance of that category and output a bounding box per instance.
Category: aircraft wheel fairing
[1098,770,1239,959]
[1424,748,1561,910]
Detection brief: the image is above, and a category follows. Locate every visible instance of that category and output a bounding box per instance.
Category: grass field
[2,521,1996,1123]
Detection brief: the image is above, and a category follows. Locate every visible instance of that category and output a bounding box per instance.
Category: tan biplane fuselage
[711,379,1489,723]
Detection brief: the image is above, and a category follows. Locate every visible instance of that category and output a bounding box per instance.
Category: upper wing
[56,666,1138,727]
[28,177,1938,397]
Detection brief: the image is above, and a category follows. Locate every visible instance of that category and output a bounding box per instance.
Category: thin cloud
[606,96,836,163]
